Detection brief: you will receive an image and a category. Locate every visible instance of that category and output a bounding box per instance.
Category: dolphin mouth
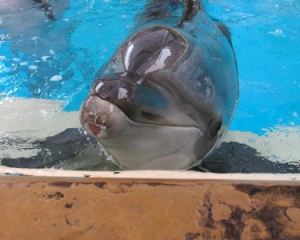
[80,94,174,139]
[83,108,109,136]
[81,93,165,138]
[83,118,107,137]
[89,113,108,135]
[88,123,106,136]
[80,95,113,137]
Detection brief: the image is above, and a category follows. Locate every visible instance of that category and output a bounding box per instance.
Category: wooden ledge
[0,167,299,239]
[1,166,300,181]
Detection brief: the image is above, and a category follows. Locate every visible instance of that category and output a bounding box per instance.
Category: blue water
[0,0,146,109]
[205,0,300,134]
[0,0,299,136]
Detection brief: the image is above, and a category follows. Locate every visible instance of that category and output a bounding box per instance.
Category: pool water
[0,0,142,110]
[0,0,299,172]
[206,0,300,134]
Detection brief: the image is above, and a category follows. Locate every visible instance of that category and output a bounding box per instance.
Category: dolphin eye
[206,118,222,139]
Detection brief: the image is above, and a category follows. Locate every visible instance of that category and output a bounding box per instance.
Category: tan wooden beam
[0,168,299,239]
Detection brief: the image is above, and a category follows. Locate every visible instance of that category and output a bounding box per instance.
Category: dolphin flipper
[32,0,55,20]
[213,20,233,46]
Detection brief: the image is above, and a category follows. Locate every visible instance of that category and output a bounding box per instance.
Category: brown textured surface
[0,176,300,239]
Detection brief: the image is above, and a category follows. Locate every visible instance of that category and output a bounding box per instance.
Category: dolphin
[80,0,239,170]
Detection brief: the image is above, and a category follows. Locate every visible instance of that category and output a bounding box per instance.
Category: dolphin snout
[80,94,129,139]
[80,95,111,136]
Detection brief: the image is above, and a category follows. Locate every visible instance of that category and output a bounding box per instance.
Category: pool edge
[0,168,299,239]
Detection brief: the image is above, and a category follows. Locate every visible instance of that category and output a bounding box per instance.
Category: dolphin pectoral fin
[32,0,55,20]
[213,20,233,46]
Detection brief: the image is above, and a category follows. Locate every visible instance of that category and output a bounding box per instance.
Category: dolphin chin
[80,96,205,170]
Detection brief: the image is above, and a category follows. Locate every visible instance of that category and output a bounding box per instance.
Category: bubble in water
[28,65,38,70]
[50,75,63,81]
[292,112,298,118]
[268,29,285,37]
[20,61,28,66]
[41,56,50,61]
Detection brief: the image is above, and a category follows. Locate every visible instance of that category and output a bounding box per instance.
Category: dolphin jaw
[80,95,217,170]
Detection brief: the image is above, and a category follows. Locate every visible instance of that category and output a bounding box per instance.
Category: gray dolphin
[80,0,239,170]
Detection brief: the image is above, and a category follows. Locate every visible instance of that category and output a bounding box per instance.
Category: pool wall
[0,169,299,239]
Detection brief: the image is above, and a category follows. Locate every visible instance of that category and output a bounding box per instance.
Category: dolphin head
[80,26,223,169]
